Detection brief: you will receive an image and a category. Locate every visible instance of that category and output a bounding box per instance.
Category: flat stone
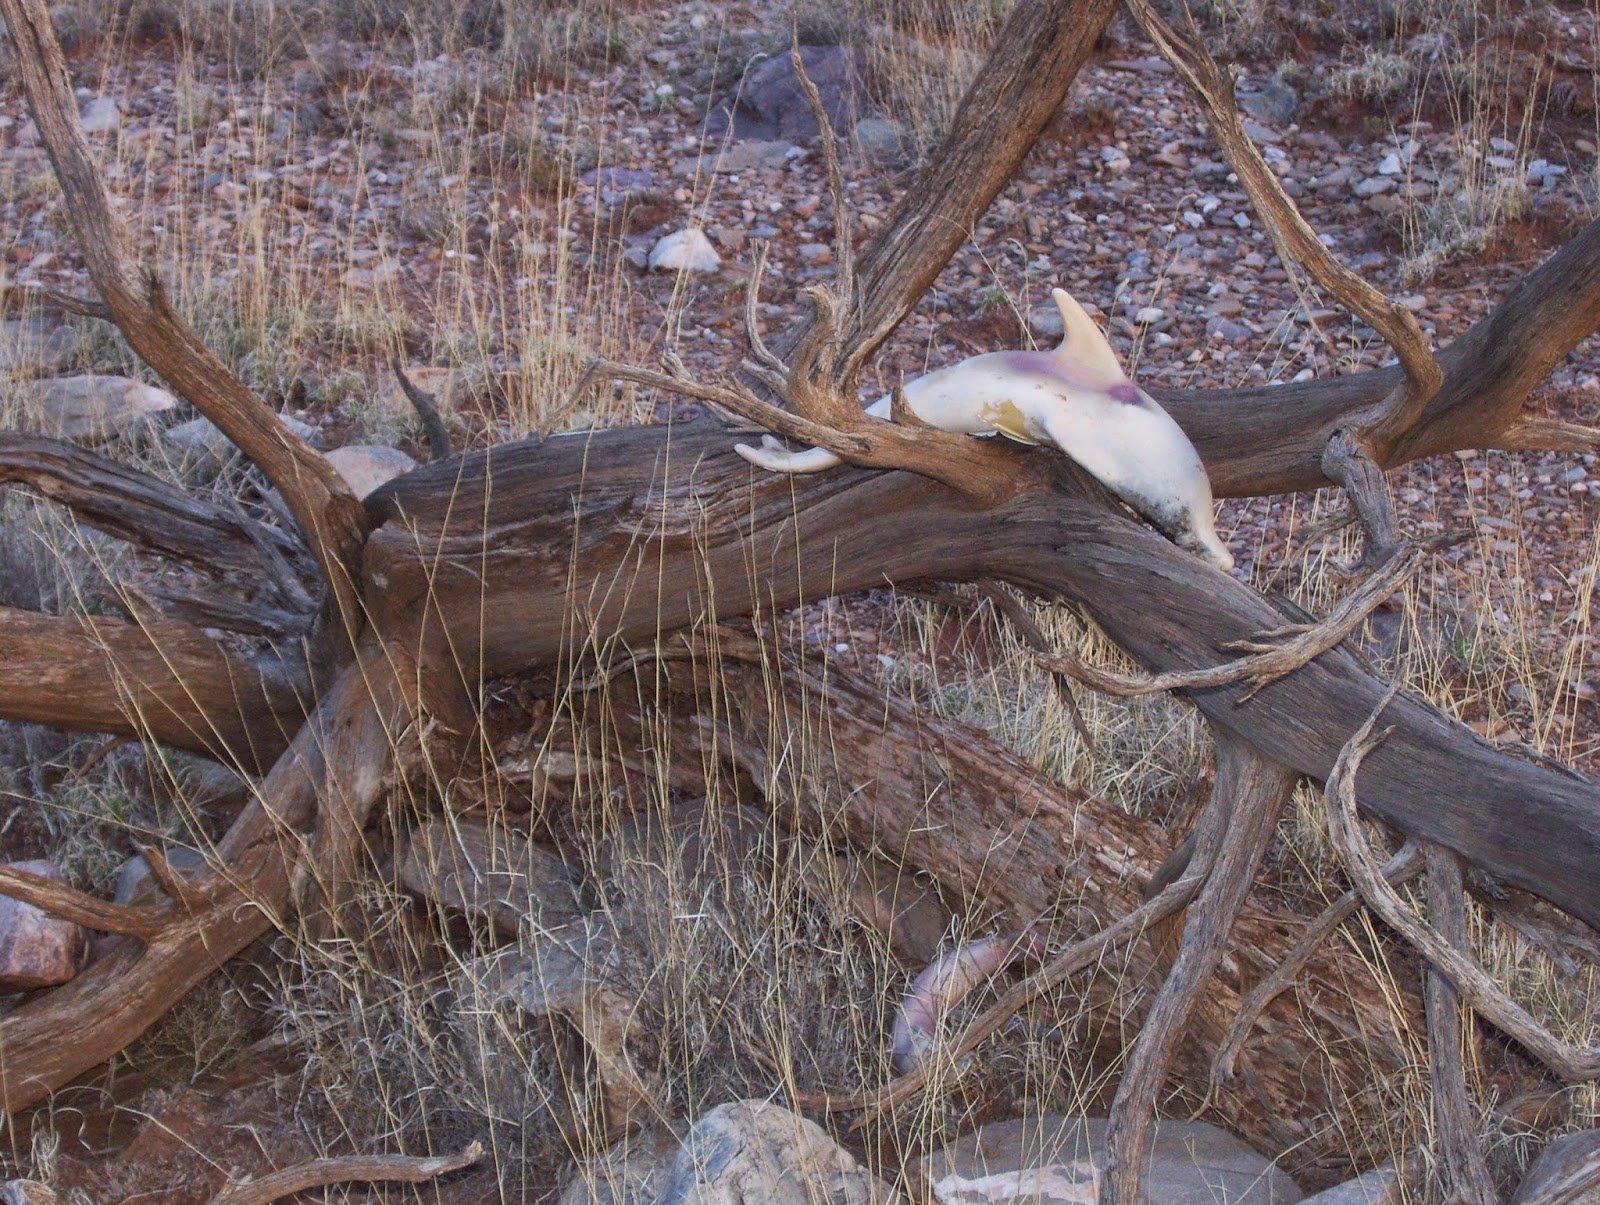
[1354,176,1395,197]
[921,1115,1301,1204]
[1299,1165,1402,1203]
[558,1130,682,1204]
[0,319,78,377]
[1029,301,1066,342]
[1512,1128,1600,1203]
[0,861,87,991]
[325,444,417,498]
[649,228,722,274]
[1376,153,1404,176]
[28,374,177,442]
[400,819,582,934]
[694,139,795,175]
[1235,74,1299,125]
[374,364,463,419]
[798,243,833,266]
[657,1101,900,1203]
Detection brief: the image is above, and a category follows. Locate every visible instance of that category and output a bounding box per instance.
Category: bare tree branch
[209,1142,483,1205]
[0,0,367,625]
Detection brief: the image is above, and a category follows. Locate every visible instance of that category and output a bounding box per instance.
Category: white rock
[1353,176,1395,197]
[79,96,121,134]
[325,444,417,498]
[1100,146,1132,175]
[648,229,722,274]
[29,374,177,441]
[1133,307,1164,325]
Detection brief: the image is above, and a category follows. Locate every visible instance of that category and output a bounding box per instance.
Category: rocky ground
[3,0,1600,1199]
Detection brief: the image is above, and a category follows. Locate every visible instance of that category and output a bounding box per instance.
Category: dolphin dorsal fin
[1051,287,1127,386]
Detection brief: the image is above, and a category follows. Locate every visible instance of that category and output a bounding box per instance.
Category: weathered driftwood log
[362,386,1600,932]
[680,650,1420,1179]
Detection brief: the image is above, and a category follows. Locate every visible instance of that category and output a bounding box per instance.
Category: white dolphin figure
[735,287,1235,572]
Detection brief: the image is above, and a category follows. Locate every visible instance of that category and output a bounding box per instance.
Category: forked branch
[0,0,367,624]
[1327,695,1600,1082]
[1127,0,1442,448]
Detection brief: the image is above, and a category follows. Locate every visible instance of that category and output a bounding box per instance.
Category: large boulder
[919,1115,1302,1204]
[27,374,176,442]
[705,46,864,143]
[655,1101,900,1203]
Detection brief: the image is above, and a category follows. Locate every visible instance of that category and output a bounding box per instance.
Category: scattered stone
[649,228,722,274]
[1354,177,1396,197]
[797,243,833,266]
[1376,153,1404,176]
[854,117,911,168]
[1134,306,1165,325]
[1235,73,1299,126]
[1208,316,1254,342]
[1028,301,1066,342]
[918,1115,1301,1204]
[691,139,795,175]
[656,1101,900,1204]
[0,861,87,991]
[113,847,208,906]
[0,319,78,378]
[706,45,863,143]
[375,364,462,421]
[324,444,417,498]
[79,96,121,134]
[400,819,583,934]
[1512,1128,1600,1203]
[28,374,178,442]
[582,166,657,204]
[1299,1165,1402,1203]
[1100,146,1132,175]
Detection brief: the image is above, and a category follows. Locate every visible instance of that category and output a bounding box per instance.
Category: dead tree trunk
[3,3,1600,1196]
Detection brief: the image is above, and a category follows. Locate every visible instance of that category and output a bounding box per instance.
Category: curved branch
[0,864,164,937]
[0,0,367,620]
[1327,699,1600,1082]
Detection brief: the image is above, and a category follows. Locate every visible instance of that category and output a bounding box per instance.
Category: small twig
[744,243,788,379]
[1212,839,1424,1083]
[788,788,1234,1120]
[1423,841,1499,1204]
[1126,0,1442,445]
[1038,538,1434,701]
[0,864,164,938]
[789,38,856,325]
[208,1141,483,1205]
[16,284,112,322]
[1326,691,1600,1082]
[975,582,1095,749]
[388,357,453,462]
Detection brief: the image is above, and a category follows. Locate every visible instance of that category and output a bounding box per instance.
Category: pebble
[648,228,722,274]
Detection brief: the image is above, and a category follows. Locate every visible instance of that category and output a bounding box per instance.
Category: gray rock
[29,374,177,442]
[325,444,416,498]
[1376,153,1404,176]
[0,861,86,991]
[1354,176,1396,197]
[649,229,722,275]
[114,847,208,906]
[558,1130,681,1204]
[705,45,864,143]
[400,819,582,934]
[1236,74,1299,126]
[1299,1165,1402,1203]
[1208,316,1254,342]
[1512,1128,1600,1203]
[0,319,77,377]
[79,96,121,134]
[921,1115,1301,1204]
[1100,146,1132,175]
[798,243,833,266]
[166,413,318,465]
[657,1101,900,1204]
[694,140,794,175]
[854,117,911,168]
[1028,301,1066,342]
